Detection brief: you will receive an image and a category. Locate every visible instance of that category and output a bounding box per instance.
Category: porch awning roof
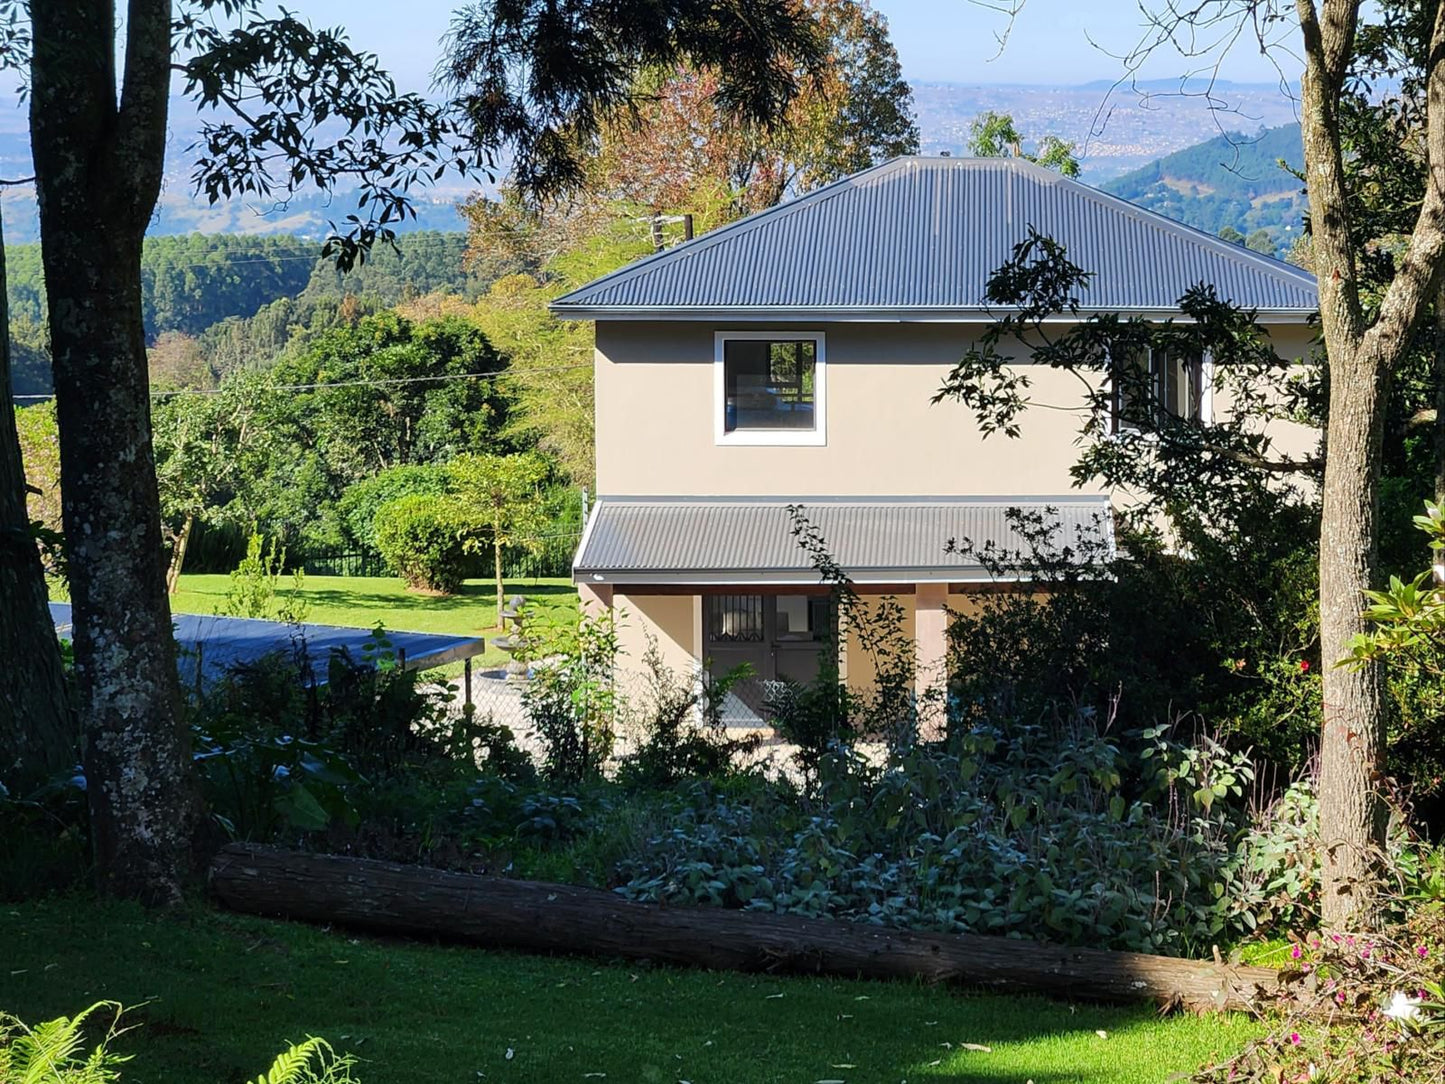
[573,496,1115,585]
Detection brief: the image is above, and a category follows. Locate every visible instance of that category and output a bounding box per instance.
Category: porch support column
[578,581,613,616]
[914,581,949,741]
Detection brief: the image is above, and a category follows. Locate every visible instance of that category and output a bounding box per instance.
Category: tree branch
[1360,0,1445,368]
[113,0,173,230]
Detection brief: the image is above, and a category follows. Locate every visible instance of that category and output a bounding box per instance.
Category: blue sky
[289,0,1300,95]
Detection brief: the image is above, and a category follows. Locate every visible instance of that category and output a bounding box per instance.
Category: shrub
[1193,856,1445,1084]
[217,532,310,624]
[192,630,476,844]
[522,607,619,783]
[619,640,759,787]
[617,713,1318,955]
[373,494,471,593]
[946,501,1322,773]
[338,464,450,558]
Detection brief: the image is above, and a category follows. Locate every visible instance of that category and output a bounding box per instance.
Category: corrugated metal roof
[551,157,1317,317]
[573,496,1114,583]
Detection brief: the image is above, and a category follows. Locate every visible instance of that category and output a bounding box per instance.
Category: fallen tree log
[211,843,1292,1013]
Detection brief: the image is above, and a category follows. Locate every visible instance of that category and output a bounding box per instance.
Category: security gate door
[704,594,833,712]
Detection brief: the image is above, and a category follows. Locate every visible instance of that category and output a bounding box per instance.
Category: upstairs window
[715,332,826,446]
[1112,347,1207,433]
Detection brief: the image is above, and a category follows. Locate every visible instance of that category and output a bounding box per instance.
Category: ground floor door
[703,593,833,716]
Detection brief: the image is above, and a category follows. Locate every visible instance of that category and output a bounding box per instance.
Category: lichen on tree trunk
[29,0,199,904]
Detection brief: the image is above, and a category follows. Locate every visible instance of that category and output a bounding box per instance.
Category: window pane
[724,339,816,431]
[775,596,832,642]
[1113,348,1152,432]
[706,594,764,643]
[1112,347,1203,432]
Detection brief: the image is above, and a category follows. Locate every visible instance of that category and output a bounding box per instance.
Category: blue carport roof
[48,602,483,685]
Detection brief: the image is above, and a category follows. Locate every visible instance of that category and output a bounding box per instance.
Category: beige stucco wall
[612,592,698,687]
[594,319,1318,499]
[842,593,915,694]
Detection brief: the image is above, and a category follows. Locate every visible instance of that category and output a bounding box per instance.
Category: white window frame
[714,330,827,447]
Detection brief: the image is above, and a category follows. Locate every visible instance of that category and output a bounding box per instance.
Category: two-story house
[554,156,1318,711]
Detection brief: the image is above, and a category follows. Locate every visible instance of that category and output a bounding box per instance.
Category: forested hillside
[7,231,488,396]
[1102,123,1305,255]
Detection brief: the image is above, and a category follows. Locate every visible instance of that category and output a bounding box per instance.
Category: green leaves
[1346,502,1445,668]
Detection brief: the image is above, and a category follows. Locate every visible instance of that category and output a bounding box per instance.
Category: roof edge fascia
[552,305,1318,325]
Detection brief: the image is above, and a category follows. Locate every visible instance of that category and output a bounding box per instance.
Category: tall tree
[19,0,824,901]
[441,0,826,197]
[591,0,919,215]
[991,0,1445,923]
[26,0,471,902]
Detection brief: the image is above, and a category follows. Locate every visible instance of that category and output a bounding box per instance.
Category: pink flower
[1418,945,1430,959]
[1291,944,1303,959]
[1289,1032,1302,1045]
[1299,659,1311,672]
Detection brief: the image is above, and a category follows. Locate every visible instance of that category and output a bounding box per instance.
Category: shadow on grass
[0,899,1256,1084]
[299,579,578,615]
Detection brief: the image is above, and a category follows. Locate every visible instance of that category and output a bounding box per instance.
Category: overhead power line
[10,361,593,403]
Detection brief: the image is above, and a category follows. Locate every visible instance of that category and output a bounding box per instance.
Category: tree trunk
[1317,344,1390,926]
[494,530,505,628]
[0,206,76,792]
[211,844,1293,1014]
[1435,287,1445,505]
[165,513,194,595]
[30,0,198,904]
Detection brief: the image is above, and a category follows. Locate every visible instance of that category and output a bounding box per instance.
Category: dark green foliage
[440,0,826,196]
[618,724,1315,955]
[619,642,759,787]
[947,504,1322,775]
[1102,124,1306,252]
[191,631,511,852]
[270,312,510,482]
[6,233,314,337]
[0,774,89,901]
[296,231,492,310]
[215,311,511,557]
[523,609,619,783]
[5,231,484,393]
[373,495,471,594]
[7,314,50,397]
[339,465,452,557]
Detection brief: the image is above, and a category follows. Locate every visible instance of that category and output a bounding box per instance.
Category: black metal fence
[299,537,582,582]
[301,551,388,578]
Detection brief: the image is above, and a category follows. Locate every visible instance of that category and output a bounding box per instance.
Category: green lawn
[0,899,1258,1084]
[168,574,579,668]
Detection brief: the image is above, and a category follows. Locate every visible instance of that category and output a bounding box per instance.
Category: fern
[0,1008,358,1084]
[0,1002,130,1084]
[253,1039,359,1084]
